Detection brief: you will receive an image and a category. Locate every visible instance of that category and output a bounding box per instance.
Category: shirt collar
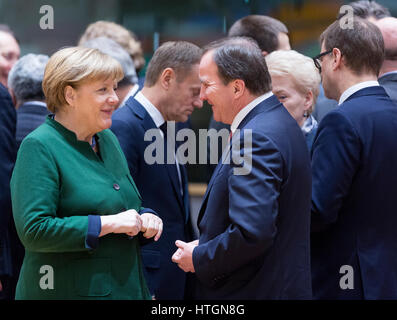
[301,115,318,134]
[230,91,273,134]
[22,101,47,108]
[338,81,379,105]
[134,91,165,128]
[119,84,140,108]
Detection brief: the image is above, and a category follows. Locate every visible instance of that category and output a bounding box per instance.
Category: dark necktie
[160,122,189,223]
[159,122,168,138]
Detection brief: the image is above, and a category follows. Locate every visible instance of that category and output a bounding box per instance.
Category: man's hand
[171,240,198,273]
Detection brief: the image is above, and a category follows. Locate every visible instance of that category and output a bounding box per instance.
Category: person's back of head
[204,37,272,96]
[337,0,391,21]
[144,41,202,87]
[373,17,397,76]
[8,53,49,107]
[81,36,138,87]
[320,17,384,76]
[228,15,290,54]
[78,20,145,74]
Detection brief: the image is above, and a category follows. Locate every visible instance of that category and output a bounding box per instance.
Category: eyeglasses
[312,49,333,73]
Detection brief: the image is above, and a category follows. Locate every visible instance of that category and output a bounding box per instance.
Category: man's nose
[193,96,203,109]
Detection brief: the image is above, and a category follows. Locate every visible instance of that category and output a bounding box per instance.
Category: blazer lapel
[197,94,280,226]
[129,99,186,217]
[197,143,232,225]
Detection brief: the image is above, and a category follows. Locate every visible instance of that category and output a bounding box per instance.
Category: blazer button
[113,183,120,191]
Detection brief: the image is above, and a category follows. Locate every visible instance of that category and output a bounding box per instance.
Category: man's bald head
[373,17,397,61]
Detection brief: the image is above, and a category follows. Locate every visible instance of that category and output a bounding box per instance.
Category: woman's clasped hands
[99,209,163,241]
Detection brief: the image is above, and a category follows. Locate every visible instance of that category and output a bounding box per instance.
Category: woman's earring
[303,111,309,118]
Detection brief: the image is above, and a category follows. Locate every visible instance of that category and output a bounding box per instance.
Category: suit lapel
[197,95,280,226]
[197,143,232,225]
[128,99,186,217]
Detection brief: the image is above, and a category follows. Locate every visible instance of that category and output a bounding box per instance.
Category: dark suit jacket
[378,72,397,105]
[311,86,397,299]
[0,84,16,298]
[111,96,192,300]
[16,101,50,149]
[193,95,312,299]
[206,116,230,183]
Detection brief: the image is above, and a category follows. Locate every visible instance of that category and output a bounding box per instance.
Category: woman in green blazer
[10,47,162,300]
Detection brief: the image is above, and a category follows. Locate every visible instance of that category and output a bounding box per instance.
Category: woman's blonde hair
[42,46,123,113]
[78,21,145,73]
[265,50,321,113]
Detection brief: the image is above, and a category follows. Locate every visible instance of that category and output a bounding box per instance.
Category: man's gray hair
[8,53,49,103]
[81,36,138,86]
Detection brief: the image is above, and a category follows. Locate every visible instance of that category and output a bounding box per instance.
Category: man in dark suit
[172,37,312,299]
[206,15,291,181]
[0,82,17,300]
[314,0,392,123]
[3,54,49,299]
[8,54,50,149]
[311,18,397,299]
[111,41,203,299]
[374,17,397,104]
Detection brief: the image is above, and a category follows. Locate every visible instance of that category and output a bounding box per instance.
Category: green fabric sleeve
[11,137,90,253]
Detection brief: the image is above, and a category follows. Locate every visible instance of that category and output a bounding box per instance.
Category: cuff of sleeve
[139,207,158,216]
[85,215,101,250]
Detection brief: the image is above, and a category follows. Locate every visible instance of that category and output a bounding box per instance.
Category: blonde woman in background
[266,50,321,150]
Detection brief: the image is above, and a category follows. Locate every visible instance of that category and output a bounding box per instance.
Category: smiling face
[67,77,119,135]
[199,51,235,124]
[164,64,203,122]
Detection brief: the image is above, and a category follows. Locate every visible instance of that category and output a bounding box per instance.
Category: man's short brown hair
[320,17,384,76]
[228,15,288,53]
[144,41,202,87]
[204,37,272,96]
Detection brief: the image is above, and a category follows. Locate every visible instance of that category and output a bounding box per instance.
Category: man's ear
[262,51,269,57]
[332,48,343,71]
[64,85,76,106]
[160,68,175,90]
[233,79,245,99]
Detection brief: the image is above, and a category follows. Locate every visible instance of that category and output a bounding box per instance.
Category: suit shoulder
[112,102,137,121]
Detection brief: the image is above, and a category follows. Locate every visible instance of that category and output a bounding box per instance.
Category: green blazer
[10,116,151,300]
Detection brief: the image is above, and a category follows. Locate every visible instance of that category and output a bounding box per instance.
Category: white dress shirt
[230,91,273,135]
[134,91,183,195]
[338,81,379,105]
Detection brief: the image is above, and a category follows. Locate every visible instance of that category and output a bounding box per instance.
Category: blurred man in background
[8,54,50,149]
[0,25,20,89]
[373,17,397,104]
